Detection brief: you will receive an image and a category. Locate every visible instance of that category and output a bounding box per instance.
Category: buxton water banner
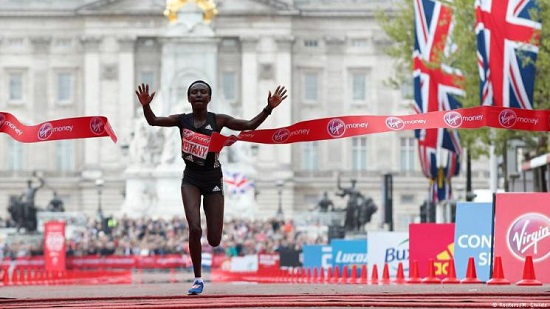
[453,202,493,281]
[367,231,409,278]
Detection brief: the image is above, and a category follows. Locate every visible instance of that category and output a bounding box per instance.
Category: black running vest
[177,113,221,170]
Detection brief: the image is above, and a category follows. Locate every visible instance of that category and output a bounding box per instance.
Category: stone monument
[120,1,257,219]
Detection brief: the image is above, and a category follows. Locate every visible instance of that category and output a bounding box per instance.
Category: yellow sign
[164,0,218,24]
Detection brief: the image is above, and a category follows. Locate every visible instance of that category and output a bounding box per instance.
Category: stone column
[30,36,52,119]
[240,37,259,119]
[81,36,102,169]
[117,36,136,159]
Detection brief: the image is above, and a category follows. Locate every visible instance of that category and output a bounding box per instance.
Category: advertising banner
[453,202,493,281]
[409,223,455,279]
[258,253,280,274]
[302,244,332,271]
[331,238,368,275]
[367,231,409,278]
[494,193,550,283]
[44,221,66,272]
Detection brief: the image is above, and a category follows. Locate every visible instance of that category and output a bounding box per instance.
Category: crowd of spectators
[0,215,327,260]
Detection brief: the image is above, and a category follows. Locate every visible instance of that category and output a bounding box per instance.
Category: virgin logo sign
[444,111,462,128]
[499,109,517,128]
[272,129,290,143]
[90,117,105,135]
[507,213,550,262]
[385,117,405,130]
[46,232,65,252]
[0,113,5,129]
[327,119,346,138]
[38,123,53,140]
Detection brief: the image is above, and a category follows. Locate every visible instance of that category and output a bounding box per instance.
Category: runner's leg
[203,193,224,247]
[182,184,203,278]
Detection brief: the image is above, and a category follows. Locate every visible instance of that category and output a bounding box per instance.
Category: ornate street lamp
[276,180,284,220]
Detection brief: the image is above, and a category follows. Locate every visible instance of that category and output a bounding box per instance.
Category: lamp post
[276,180,284,220]
[95,178,104,220]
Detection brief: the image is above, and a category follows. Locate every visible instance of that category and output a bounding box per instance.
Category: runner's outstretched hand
[135,83,156,106]
[267,86,288,109]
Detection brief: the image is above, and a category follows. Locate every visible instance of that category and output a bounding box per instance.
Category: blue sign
[302,244,332,270]
[331,238,368,275]
[453,202,493,281]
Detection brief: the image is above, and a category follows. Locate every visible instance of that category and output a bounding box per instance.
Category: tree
[377,0,550,191]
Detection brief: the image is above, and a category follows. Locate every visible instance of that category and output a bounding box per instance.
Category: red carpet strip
[0,293,549,308]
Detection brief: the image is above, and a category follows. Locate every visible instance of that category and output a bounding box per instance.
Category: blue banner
[331,238,368,276]
[453,202,493,281]
[302,244,332,271]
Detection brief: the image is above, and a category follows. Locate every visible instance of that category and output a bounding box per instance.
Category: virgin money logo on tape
[272,128,290,143]
[444,111,462,128]
[0,113,5,129]
[224,135,238,147]
[327,118,346,138]
[499,109,517,128]
[385,117,405,131]
[38,123,74,140]
[90,117,105,135]
[38,123,54,140]
[507,213,550,262]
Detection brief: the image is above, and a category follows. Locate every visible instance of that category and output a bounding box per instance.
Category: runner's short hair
[187,80,212,97]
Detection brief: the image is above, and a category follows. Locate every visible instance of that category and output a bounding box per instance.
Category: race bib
[182,128,211,166]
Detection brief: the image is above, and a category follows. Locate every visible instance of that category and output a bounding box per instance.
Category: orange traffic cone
[333,265,340,283]
[327,266,332,283]
[516,256,542,286]
[487,256,510,285]
[422,259,441,284]
[461,257,482,284]
[442,258,460,284]
[406,260,422,284]
[360,264,368,284]
[381,263,391,284]
[371,264,379,285]
[342,265,348,284]
[320,267,326,283]
[350,265,357,284]
[394,262,406,284]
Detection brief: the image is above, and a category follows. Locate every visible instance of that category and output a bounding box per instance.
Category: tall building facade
[0,0,489,231]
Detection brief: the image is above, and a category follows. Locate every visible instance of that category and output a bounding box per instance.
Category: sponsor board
[409,223,455,279]
[367,231,409,278]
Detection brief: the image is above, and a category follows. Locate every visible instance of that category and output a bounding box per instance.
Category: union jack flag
[413,0,463,202]
[223,171,254,195]
[475,0,541,108]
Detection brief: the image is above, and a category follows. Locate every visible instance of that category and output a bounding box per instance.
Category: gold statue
[164,0,218,24]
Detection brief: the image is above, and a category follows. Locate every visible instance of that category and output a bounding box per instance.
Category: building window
[56,140,74,171]
[57,72,73,104]
[303,72,319,102]
[9,72,23,102]
[222,71,237,102]
[352,137,368,171]
[7,139,24,171]
[400,137,417,171]
[351,72,367,102]
[304,39,319,48]
[139,71,155,90]
[302,141,319,171]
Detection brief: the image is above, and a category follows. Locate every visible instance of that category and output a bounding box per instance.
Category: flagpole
[489,129,498,193]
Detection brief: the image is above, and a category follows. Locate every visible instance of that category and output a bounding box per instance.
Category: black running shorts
[181,167,224,195]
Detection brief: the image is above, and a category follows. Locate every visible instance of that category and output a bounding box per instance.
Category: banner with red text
[0,112,117,143]
[44,221,66,272]
[494,193,550,283]
[209,106,550,152]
